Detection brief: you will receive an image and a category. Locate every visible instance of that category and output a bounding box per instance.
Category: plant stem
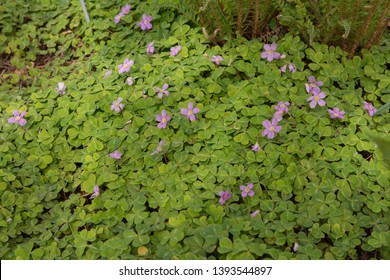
[237,0,243,35]
[252,0,260,38]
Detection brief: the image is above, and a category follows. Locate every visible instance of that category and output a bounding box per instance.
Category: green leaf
[168,213,187,228]
[169,228,185,246]
[37,129,51,142]
[367,134,390,169]
[374,102,390,116]
[233,133,249,145]
[77,102,96,115]
[14,242,34,260]
[87,138,104,153]
[218,237,233,254]
[98,173,118,184]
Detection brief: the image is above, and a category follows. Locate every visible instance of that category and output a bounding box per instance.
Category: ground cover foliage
[0,0,389,260]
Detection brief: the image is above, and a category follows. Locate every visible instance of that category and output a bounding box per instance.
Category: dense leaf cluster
[0,0,389,260]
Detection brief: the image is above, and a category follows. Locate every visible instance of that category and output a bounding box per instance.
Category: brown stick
[252,0,260,38]
[237,0,243,35]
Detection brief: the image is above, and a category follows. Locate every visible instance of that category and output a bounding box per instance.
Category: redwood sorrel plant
[0,0,389,261]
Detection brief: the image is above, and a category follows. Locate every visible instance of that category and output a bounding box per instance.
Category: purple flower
[8,110,27,126]
[305,76,323,93]
[114,13,124,24]
[211,55,223,65]
[155,84,170,98]
[170,45,182,57]
[251,141,260,152]
[262,119,282,139]
[307,88,326,108]
[121,3,131,14]
[218,191,231,205]
[109,150,123,159]
[151,140,165,155]
[111,97,125,113]
[275,101,290,114]
[127,77,135,85]
[328,107,345,119]
[103,70,112,79]
[118,58,134,74]
[272,110,284,122]
[180,102,200,122]
[250,210,260,218]
[138,14,153,30]
[281,63,296,73]
[288,63,297,72]
[261,43,281,62]
[240,183,255,197]
[90,185,100,199]
[147,42,155,54]
[55,82,66,95]
[156,110,171,129]
[292,241,299,253]
[363,101,376,116]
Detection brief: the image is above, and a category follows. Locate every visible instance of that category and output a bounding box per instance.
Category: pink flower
[281,63,296,73]
[250,210,260,218]
[328,107,345,119]
[180,102,200,122]
[218,191,231,205]
[109,150,123,159]
[251,141,260,152]
[114,14,123,24]
[155,84,170,98]
[138,14,153,30]
[240,183,255,197]
[262,119,282,139]
[307,88,326,108]
[275,101,290,113]
[127,77,135,85]
[156,110,171,129]
[292,242,299,253]
[273,110,284,122]
[305,76,323,93]
[170,45,182,56]
[103,70,112,79]
[118,58,134,74]
[114,4,131,24]
[151,140,165,155]
[55,82,66,95]
[8,110,27,126]
[111,97,124,113]
[363,101,376,116]
[147,42,155,54]
[261,43,281,62]
[121,4,131,14]
[90,185,100,199]
[288,63,297,72]
[211,55,223,65]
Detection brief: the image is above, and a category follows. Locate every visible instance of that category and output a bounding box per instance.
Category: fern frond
[349,0,380,57]
[365,0,390,49]
[339,19,352,39]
